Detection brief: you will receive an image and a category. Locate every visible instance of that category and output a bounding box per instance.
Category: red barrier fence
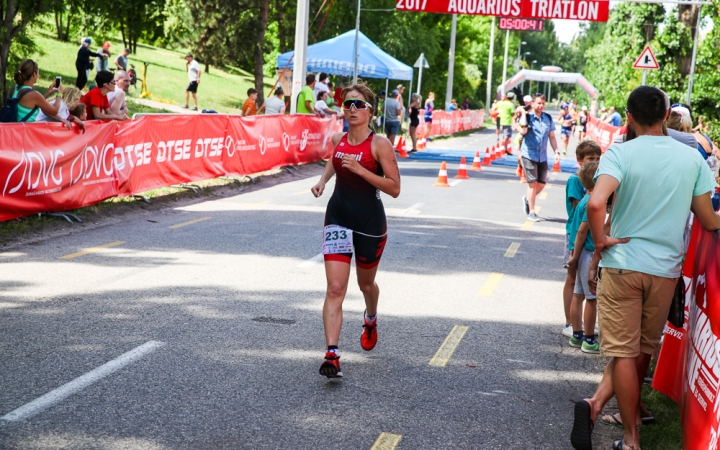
[653,220,720,449]
[585,115,622,151]
[0,115,339,221]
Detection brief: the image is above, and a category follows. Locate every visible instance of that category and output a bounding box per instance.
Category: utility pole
[485,17,495,116]
[501,30,510,87]
[445,14,457,109]
[686,4,703,104]
[290,0,309,113]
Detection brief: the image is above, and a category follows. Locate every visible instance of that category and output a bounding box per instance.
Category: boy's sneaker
[192,107,198,111]
[527,213,542,222]
[522,196,530,215]
[361,322,378,351]
[562,324,573,337]
[581,339,600,354]
[319,352,343,378]
[182,104,189,109]
[569,336,584,348]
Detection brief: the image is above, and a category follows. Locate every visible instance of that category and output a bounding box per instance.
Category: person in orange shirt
[242,88,258,116]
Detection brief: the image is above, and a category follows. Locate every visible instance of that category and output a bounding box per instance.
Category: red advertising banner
[585,115,622,152]
[652,221,720,449]
[396,0,610,22]
[430,109,485,137]
[0,115,339,221]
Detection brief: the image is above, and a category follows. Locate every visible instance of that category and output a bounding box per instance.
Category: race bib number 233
[322,225,354,254]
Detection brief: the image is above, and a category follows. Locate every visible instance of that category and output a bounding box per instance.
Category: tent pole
[353,0,361,84]
[384,78,389,139]
[445,14,458,110]
[407,71,414,126]
[485,17,495,116]
[290,0,310,113]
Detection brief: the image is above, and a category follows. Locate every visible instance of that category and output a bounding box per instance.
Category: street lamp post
[529,60,536,93]
[521,52,530,93]
[516,40,526,61]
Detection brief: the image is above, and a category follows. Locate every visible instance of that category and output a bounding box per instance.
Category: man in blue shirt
[570,86,720,450]
[604,106,623,127]
[518,94,560,221]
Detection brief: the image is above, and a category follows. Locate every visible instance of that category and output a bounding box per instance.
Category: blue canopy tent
[276,30,413,81]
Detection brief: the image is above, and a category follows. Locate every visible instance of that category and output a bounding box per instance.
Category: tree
[0,0,53,103]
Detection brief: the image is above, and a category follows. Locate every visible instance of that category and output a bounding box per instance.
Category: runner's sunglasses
[342,98,372,111]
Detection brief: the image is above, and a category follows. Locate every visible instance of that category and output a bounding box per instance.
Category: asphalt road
[0,131,606,450]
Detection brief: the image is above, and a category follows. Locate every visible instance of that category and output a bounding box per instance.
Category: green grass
[641,363,682,449]
[27,30,275,115]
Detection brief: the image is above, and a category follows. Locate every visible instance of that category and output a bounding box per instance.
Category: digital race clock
[499,18,544,32]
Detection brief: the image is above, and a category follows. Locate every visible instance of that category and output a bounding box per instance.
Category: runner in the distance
[559,104,573,155]
[311,83,401,378]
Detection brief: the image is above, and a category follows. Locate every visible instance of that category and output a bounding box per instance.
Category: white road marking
[0,341,165,425]
[449,180,463,187]
[400,202,424,215]
[297,253,324,268]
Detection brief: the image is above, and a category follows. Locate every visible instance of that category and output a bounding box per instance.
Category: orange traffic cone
[552,159,561,173]
[471,151,483,171]
[418,137,426,150]
[483,147,492,166]
[498,142,505,159]
[433,161,450,187]
[396,137,409,158]
[455,157,470,179]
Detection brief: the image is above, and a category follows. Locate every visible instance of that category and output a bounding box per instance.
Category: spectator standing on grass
[518,93,559,222]
[447,99,458,112]
[384,90,402,147]
[115,48,130,71]
[242,89,258,116]
[95,42,111,72]
[263,87,286,115]
[297,73,316,114]
[79,70,127,121]
[462,97,469,110]
[107,70,131,116]
[570,86,720,450]
[603,106,622,126]
[183,54,201,111]
[75,38,104,90]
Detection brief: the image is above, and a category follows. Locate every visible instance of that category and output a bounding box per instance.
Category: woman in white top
[315,91,338,117]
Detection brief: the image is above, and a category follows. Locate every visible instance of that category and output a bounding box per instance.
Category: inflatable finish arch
[498,70,599,99]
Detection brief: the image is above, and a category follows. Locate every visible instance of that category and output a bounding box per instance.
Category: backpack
[0,87,38,123]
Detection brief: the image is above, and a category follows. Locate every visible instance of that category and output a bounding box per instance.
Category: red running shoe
[361,321,377,351]
[319,351,343,378]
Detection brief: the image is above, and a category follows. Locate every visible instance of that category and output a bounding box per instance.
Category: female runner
[408,93,421,152]
[559,104,573,155]
[311,83,401,378]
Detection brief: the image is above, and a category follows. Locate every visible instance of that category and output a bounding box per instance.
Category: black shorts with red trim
[324,231,387,269]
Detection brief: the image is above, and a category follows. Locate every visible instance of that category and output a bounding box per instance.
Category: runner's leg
[323,260,352,346]
[356,265,380,317]
[410,126,417,150]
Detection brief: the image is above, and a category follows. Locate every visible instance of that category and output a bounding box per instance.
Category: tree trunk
[277,0,286,53]
[1,0,17,106]
[205,64,210,74]
[63,10,72,41]
[254,0,270,104]
[678,4,699,76]
[55,10,62,40]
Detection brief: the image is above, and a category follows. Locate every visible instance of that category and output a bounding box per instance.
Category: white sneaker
[527,213,542,222]
[562,324,573,337]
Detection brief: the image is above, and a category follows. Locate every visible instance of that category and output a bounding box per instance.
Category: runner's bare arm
[691,192,720,231]
[341,135,400,198]
[311,133,342,197]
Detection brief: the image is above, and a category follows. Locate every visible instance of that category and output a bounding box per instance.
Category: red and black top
[325,132,387,237]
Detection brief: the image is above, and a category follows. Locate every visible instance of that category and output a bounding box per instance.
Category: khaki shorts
[597,268,677,358]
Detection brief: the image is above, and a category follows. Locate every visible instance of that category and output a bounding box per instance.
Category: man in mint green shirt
[571,86,720,450]
[496,92,515,153]
[297,73,316,114]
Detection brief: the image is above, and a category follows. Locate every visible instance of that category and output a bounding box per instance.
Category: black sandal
[570,399,594,450]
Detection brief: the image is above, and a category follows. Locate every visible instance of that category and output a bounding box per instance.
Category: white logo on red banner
[283,133,290,152]
[259,135,267,155]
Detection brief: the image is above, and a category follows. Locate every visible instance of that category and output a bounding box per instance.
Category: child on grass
[567,160,600,353]
[561,141,602,337]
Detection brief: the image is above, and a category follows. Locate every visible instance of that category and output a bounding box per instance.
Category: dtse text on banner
[396,0,610,22]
